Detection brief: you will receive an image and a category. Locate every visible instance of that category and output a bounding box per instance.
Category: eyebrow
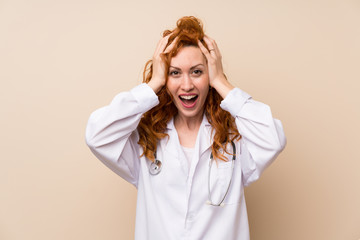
[169,64,205,70]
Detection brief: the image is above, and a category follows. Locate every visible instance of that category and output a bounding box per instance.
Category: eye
[169,70,180,76]
[192,69,203,76]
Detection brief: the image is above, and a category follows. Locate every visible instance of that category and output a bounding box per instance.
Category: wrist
[211,76,234,99]
[148,78,164,93]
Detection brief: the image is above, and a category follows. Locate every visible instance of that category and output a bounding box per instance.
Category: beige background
[1,0,359,239]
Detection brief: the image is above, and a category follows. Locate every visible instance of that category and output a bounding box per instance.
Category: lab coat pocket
[209,159,242,205]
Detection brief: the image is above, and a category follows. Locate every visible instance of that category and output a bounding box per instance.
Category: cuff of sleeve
[220,88,251,117]
[130,83,159,111]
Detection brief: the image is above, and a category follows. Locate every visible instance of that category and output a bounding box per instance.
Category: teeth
[180,95,197,100]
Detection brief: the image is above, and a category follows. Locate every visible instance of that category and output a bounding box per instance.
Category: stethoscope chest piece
[149,159,162,175]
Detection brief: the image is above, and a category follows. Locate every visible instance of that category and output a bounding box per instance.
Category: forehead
[170,46,206,67]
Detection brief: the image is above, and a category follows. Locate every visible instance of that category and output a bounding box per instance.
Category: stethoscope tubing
[207,141,236,207]
[149,141,237,207]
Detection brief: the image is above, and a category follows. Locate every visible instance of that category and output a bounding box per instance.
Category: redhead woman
[86,16,286,240]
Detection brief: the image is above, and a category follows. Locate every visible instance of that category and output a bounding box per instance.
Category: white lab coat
[85,83,286,240]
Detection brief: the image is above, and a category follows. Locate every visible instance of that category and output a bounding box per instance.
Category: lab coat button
[187,213,195,221]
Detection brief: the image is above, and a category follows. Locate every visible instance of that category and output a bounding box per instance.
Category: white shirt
[85,83,286,240]
[181,146,194,172]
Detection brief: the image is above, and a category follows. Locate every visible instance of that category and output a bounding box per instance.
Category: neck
[174,112,203,132]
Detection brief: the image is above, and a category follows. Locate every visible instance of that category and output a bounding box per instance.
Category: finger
[197,40,212,60]
[212,39,221,58]
[203,35,215,51]
[203,35,220,57]
[163,36,179,54]
[158,35,171,53]
[154,35,171,56]
[205,35,218,48]
[154,37,165,54]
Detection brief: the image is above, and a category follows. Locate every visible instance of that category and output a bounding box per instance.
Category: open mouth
[179,94,198,107]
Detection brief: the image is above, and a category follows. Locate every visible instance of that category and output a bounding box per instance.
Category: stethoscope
[149,151,162,175]
[149,141,236,207]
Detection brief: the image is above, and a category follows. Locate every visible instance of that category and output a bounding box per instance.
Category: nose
[181,74,194,91]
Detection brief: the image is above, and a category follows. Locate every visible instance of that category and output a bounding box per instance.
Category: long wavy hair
[137,16,241,162]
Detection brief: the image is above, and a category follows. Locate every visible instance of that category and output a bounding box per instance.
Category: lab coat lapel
[188,115,213,179]
[163,118,189,176]
[198,115,213,157]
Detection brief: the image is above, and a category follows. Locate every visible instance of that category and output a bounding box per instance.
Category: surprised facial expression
[167,46,209,120]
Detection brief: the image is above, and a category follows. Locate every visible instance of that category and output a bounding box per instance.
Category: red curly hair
[137,16,241,162]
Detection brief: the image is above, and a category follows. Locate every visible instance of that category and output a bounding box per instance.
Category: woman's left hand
[198,36,234,98]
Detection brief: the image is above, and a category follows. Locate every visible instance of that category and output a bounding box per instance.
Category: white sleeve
[85,83,159,187]
[220,88,287,186]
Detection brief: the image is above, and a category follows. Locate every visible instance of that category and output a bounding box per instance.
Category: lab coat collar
[165,114,212,130]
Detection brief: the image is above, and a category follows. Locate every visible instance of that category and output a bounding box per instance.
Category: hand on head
[198,36,234,98]
[198,36,225,88]
[147,35,177,93]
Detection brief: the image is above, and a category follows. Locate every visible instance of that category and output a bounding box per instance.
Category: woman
[86,16,286,240]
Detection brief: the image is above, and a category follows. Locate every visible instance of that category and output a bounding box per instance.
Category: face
[167,46,209,120]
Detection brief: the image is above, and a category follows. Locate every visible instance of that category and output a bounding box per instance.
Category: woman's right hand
[148,35,177,93]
